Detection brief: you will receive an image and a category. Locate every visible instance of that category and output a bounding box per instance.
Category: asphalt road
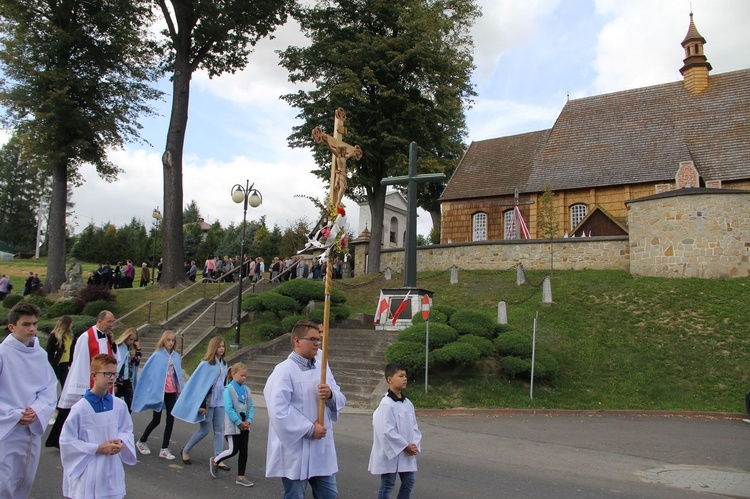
[32,398,750,498]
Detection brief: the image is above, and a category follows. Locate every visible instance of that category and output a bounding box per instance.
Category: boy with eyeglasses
[0,302,57,498]
[60,354,136,499]
[264,320,346,499]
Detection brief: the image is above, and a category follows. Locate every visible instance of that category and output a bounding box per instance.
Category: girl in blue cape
[132,330,183,460]
[172,337,229,468]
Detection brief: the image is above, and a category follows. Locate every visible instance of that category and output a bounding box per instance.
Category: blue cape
[131,348,182,413]
[172,358,225,424]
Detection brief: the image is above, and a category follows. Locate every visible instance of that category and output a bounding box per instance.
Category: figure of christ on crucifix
[312,107,363,208]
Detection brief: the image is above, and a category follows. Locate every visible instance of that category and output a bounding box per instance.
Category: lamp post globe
[230,180,262,348]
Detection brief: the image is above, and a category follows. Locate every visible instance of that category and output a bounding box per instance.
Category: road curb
[414,408,748,419]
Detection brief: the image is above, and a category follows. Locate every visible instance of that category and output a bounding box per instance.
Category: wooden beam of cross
[381,142,445,288]
[499,187,535,239]
[310,107,362,424]
[312,107,363,208]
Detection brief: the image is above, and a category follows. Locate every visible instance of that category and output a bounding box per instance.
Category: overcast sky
[8,0,750,238]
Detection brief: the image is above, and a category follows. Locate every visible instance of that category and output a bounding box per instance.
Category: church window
[472,212,487,241]
[570,204,587,229]
[503,210,515,239]
[389,217,399,244]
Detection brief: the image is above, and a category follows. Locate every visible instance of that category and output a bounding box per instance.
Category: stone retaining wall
[626,189,750,278]
[353,236,630,275]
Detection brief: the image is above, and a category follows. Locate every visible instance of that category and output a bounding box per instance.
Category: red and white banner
[391,291,411,325]
[373,291,389,324]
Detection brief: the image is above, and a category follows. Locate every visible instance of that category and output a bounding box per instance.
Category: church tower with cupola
[679,12,712,95]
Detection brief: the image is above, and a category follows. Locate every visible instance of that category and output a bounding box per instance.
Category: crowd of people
[85,259,158,289]
[2,305,416,498]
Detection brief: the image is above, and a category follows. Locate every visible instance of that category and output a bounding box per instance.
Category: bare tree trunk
[160,50,191,288]
[44,161,67,293]
[428,209,441,238]
[365,184,387,274]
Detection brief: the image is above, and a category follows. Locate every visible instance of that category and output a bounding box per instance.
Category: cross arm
[381,173,446,186]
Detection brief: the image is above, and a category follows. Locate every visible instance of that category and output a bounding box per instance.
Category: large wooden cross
[312,107,363,208]
[310,107,362,423]
[499,188,535,239]
[381,142,445,288]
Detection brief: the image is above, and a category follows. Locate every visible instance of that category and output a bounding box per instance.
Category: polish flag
[373,291,388,324]
[391,291,411,325]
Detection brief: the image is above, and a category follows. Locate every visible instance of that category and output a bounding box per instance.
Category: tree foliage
[0,139,45,251]
[0,0,162,292]
[279,0,479,272]
[154,0,293,288]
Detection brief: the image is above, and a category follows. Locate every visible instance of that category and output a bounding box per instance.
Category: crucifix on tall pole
[381,142,445,288]
[310,107,362,422]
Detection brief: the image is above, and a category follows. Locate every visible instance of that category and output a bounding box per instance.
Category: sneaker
[159,448,175,460]
[136,441,151,455]
[235,477,254,487]
[209,458,219,478]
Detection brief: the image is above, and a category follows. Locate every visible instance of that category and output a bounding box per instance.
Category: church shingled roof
[441,68,750,200]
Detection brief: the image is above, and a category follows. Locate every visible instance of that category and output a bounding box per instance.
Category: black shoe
[181,449,192,465]
[217,462,231,471]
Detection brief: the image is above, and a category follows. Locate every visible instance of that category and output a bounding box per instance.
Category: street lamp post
[231,180,262,349]
[151,207,162,284]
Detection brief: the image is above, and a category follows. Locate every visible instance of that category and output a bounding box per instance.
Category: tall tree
[0,0,161,292]
[0,138,43,251]
[183,199,203,224]
[154,0,293,288]
[280,0,478,273]
[537,182,558,273]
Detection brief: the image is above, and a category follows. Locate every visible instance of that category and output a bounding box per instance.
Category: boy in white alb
[0,303,57,498]
[60,354,136,499]
[368,363,422,499]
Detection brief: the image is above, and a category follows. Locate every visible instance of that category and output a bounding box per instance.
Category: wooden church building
[439,13,750,243]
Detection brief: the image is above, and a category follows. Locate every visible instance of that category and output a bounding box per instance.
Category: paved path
[31,396,750,498]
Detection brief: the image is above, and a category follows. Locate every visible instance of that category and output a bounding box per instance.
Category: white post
[516,263,526,285]
[530,311,538,399]
[424,318,430,394]
[450,265,458,284]
[497,301,507,325]
[542,276,553,303]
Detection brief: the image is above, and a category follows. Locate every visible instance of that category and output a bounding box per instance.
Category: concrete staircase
[137,278,279,362]
[234,316,398,408]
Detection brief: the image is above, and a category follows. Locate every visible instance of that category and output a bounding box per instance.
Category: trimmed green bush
[281,315,309,332]
[330,304,351,322]
[397,323,458,350]
[385,341,428,376]
[74,286,116,310]
[448,310,496,338]
[275,279,346,311]
[456,334,495,358]
[257,323,286,340]
[309,309,324,322]
[493,323,514,335]
[501,356,531,377]
[44,300,81,319]
[500,350,560,381]
[243,293,298,320]
[24,295,53,310]
[431,342,481,367]
[433,304,456,320]
[82,299,110,318]
[495,331,533,357]
[242,294,262,312]
[3,294,24,309]
[410,307,448,325]
[0,308,8,325]
[533,350,560,381]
